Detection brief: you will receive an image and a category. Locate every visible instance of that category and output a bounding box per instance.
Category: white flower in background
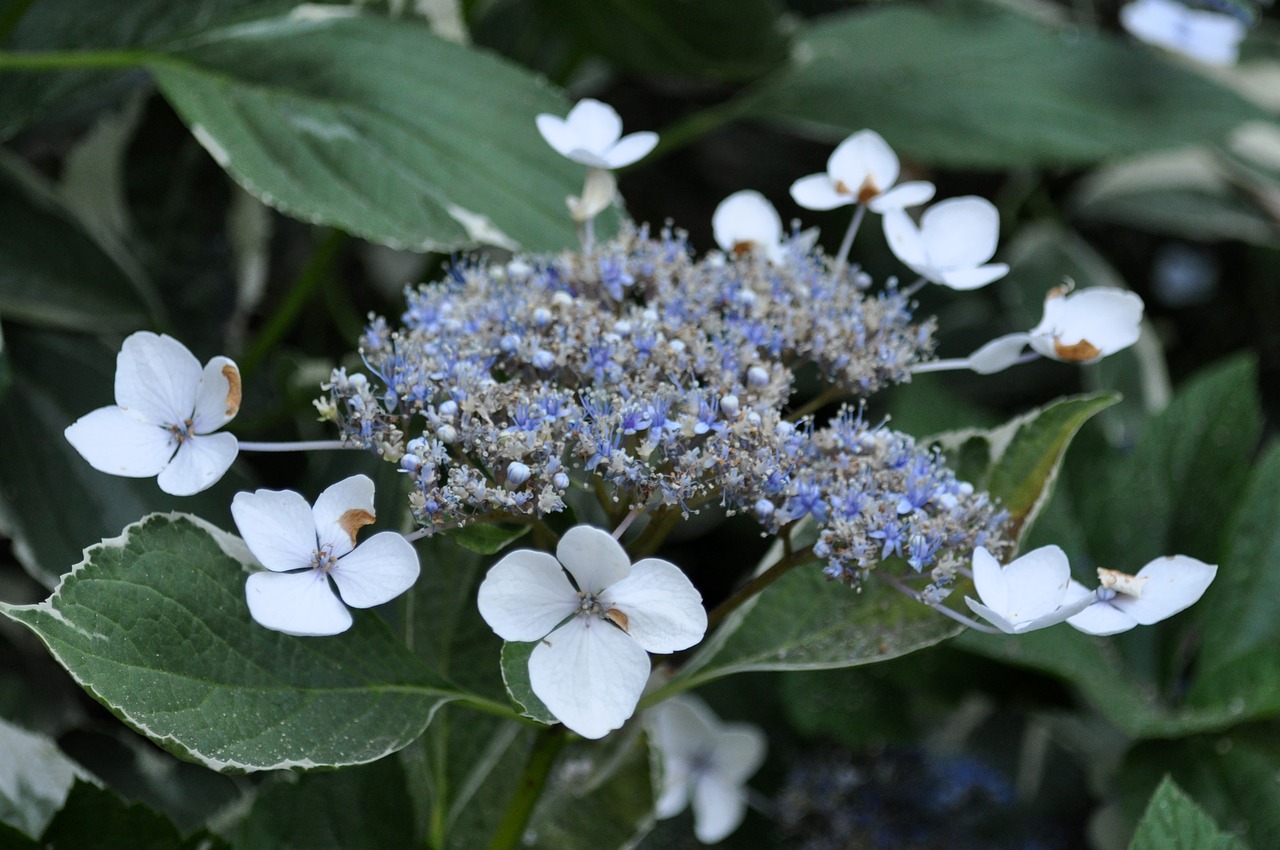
[477,525,706,739]
[789,129,935,213]
[712,190,785,264]
[964,545,1095,634]
[647,695,766,844]
[232,475,420,637]
[1065,555,1218,636]
[64,331,241,496]
[1121,0,1247,66]
[966,286,1145,374]
[536,98,658,170]
[882,196,1009,290]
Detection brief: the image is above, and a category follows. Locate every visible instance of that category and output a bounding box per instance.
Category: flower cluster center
[311,545,340,573]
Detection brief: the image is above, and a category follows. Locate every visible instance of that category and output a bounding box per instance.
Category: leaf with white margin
[0,718,95,839]
[0,513,462,772]
[499,640,557,725]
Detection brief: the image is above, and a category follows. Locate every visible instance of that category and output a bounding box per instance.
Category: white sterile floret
[64,331,241,496]
[535,98,658,170]
[966,287,1145,374]
[1121,0,1247,66]
[476,525,707,739]
[647,695,766,844]
[789,129,935,213]
[1065,555,1218,636]
[882,196,1009,290]
[712,190,785,264]
[232,474,420,637]
[964,545,1094,634]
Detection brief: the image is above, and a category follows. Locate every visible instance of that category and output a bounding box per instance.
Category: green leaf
[1129,777,1248,850]
[39,781,229,850]
[675,559,962,688]
[1187,441,1280,720]
[0,513,460,771]
[0,327,245,587]
[932,392,1119,546]
[148,8,599,251]
[749,3,1266,168]
[0,149,156,332]
[534,0,789,81]
[451,523,531,556]
[501,641,557,725]
[0,717,93,839]
[1073,355,1261,567]
[229,758,414,850]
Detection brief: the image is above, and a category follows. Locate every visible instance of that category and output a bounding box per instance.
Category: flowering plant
[0,3,1274,849]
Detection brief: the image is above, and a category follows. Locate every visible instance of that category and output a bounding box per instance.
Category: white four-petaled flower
[966,286,1145,374]
[647,695,766,844]
[1065,556,1218,636]
[64,331,241,496]
[536,99,658,170]
[1121,0,1247,66]
[964,545,1094,634]
[882,196,1009,290]
[789,129,935,213]
[477,525,707,739]
[232,474,420,637]
[712,190,785,264]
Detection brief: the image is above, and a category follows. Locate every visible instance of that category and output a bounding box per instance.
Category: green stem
[239,228,347,376]
[705,539,816,629]
[643,96,757,166]
[786,384,846,422]
[0,47,152,70]
[487,727,567,850]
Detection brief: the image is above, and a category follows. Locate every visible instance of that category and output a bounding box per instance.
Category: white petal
[601,131,658,169]
[712,190,783,255]
[1030,289,1144,362]
[788,174,851,211]
[828,130,899,198]
[245,570,352,636]
[654,768,692,820]
[1001,545,1071,623]
[964,597,1019,634]
[714,724,767,785]
[231,488,317,572]
[970,547,1009,615]
[919,196,1000,269]
[535,113,578,159]
[692,773,749,844]
[64,406,176,478]
[192,356,241,433]
[556,526,631,594]
[1065,580,1138,636]
[881,209,928,271]
[330,532,420,608]
[867,180,936,213]
[113,331,201,424]
[312,474,376,557]
[477,550,578,641]
[565,98,622,156]
[528,618,651,739]
[603,558,706,653]
[1122,0,1181,45]
[938,263,1009,291]
[156,432,238,496]
[967,333,1033,374]
[649,695,718,762]
[1114,555,1217,625]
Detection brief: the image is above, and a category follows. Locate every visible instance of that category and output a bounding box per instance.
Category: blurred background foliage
[2,0,1279,847]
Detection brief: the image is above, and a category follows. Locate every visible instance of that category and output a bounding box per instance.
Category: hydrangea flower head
[712,190,785,264]
[647,695,767,843]
[64,331,241,496]
[232,474,420,636]
[966,286,1145,374]
[1065,555,1217,636]
[1121,0,1247,66]
[477,525,706,739]
[882,196,1009,290]
[789,129,935,213]
[536,98,658,170]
